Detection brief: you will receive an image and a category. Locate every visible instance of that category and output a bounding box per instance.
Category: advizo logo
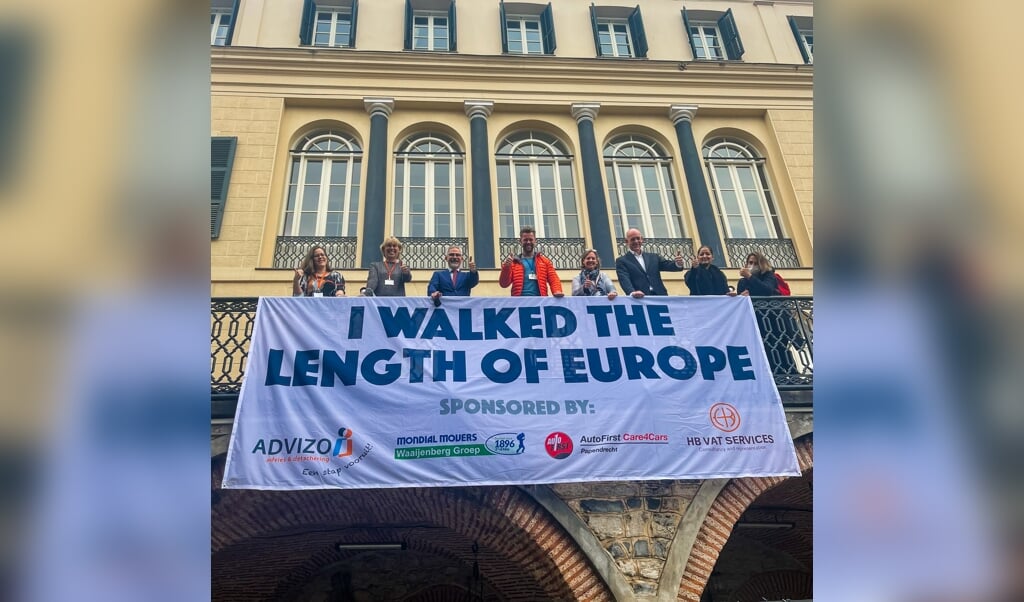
[251,427,354,458]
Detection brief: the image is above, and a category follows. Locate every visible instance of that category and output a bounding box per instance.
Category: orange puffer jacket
[499,253,563,296]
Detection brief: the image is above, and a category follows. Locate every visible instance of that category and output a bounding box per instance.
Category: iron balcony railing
[211,296,812,418]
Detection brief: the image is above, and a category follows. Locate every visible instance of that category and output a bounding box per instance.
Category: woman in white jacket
[571,249,617,300]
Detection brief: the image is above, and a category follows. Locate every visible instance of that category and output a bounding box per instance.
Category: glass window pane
[410,187,425,212]
[647,190,664,214]
[286,185,298,211]
[720,189,740,214]
[752,217,771,239]
[325,213,342,237]
[744,189,764,216]
[299,212,317,235]
[618,165,636,189]
[641,165,658,189]
[538,164,555,188]
[410,162,425,184]
[305,161,322,184]
[330,163,348,185]
[540,188,557,214]
[736,166,756,190]
[564,217,580,237]
[514,164,530,186]
[315,33,330,46]
[517,188,533,215]
[411,215,425,237]
[623,189,640,213]
[728,216,746,237]
[434,162,450,186]
[300,186,320,212]
[327,185,344,212]
[436,214,450,237]
[498,187,513,213]
[351,160,361,184]
[283,213,293,234]
[496,164,511,187]
[436,188,450,213]
[651,215,669,238]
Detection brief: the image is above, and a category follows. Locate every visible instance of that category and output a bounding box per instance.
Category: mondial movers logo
[252,427,354,463]
[544,432,573,459]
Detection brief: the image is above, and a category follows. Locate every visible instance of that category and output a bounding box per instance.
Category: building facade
[211,1,813,599]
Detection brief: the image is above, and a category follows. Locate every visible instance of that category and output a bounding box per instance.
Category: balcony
[211,296,812,418]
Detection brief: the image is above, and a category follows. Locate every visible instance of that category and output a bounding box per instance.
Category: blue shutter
[788,16,810,64]
[349,0,359,48]
[541,2,556,54]
[499,0,508,54]
[225,0,240,45]
[681,9,698,59]
[404,0,413,50]
[211,137,237,239]
[718,8,744,60]
[628,5,647,58]
[299,0,315,45]
[590,4,602,56]
[448,0,457,51]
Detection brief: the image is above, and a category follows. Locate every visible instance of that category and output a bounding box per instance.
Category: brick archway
[212,458,612,600]
[675,435,813,601]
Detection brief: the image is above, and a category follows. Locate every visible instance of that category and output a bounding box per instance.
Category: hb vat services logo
[709,403,741,432]
[544,432,573,459]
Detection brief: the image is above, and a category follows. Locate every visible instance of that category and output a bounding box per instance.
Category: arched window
[495,131,580,238]
[282,131,362,237]
[604,135,685,239]
[392,133,465,237]
[703,138,783,239]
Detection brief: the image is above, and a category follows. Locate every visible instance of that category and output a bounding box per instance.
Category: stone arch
[212,458,613,601]
[674,435,813,601]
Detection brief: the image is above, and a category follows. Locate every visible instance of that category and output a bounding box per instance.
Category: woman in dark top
[684,245,729,295]
[735,251,798,375]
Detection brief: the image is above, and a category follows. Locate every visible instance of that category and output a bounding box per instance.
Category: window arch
[282,131,362,237]
[604,135,685,239]
[495,131,580,238]
[391,132,465,237]
[703,138,783,239]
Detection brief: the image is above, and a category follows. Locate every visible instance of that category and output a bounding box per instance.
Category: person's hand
[431,291,442,301]
[739,267,751,279]
[553,292,565,298]
[607,291,617,300]
[675,251,684,267]
[501,254,514,268]
[401,263,410,275]
[691,258,699,268]
[631,291,645,299]
[468,256,476,272]
[335,290,345,297]
[727,291,738,297]
[293,266,303,280]
[584,277,594,289]
[739,290,750,296]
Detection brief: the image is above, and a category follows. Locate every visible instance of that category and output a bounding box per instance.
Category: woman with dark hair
[735,251,798,375]
[292,245,346,297]
[684,245,729,295]
[571,249,617,300]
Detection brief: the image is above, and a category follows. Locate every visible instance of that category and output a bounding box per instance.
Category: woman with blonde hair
[365,235,412,296]
[571,249,617,300]
[735,251,798,374]
[292,244,346,297]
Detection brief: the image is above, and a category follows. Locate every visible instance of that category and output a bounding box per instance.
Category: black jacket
[615,252,683,296]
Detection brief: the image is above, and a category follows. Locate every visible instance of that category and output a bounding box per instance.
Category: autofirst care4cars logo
[544,432,573,459]
[685,403,775,450]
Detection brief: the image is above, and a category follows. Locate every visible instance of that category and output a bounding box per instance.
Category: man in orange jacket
[499,226,565,297]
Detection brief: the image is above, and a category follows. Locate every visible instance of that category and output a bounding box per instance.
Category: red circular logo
[709,403,741,432]
[544,432,573,459]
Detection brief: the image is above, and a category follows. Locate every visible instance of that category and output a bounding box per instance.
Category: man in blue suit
[615,228,685,297]
[428,246,479,302]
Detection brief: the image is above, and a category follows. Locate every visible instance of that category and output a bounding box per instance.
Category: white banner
[222,296,799,490]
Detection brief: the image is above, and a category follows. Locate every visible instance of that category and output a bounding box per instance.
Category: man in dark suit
[428,246,479,301]
[615,228,685,297]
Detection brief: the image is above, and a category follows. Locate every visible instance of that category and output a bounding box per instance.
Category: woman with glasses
[571,249,617,300]
[365,236,412,296]
[684,245,730,296]
[292,244,346,297]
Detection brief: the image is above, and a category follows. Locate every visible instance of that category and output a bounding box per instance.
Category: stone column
[670,104,725,262]
[571,103,614,265]
[464,100,495,268]
[361,97,394,267]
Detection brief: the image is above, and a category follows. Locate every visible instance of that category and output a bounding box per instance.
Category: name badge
[528,273,537,280]
[313,292,323,297]
[384,279,395,286]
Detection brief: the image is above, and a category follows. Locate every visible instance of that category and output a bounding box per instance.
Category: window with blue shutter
[540,3,556,54]
[211,0,239,46]
[405,0,456,51]
[300,0,358,48]
[211,137,237,239]
[788,16,812,64]
[717,8,744,60]
[627,5,647,58]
